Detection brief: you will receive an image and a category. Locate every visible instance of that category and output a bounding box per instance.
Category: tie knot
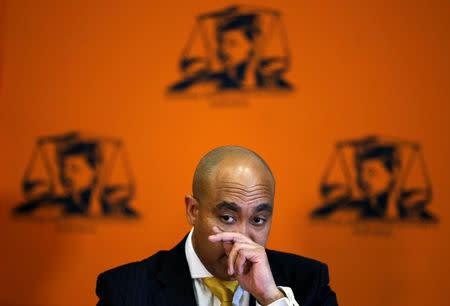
[202,277,239,306]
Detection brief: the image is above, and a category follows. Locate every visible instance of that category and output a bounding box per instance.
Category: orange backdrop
[1,0,449,305]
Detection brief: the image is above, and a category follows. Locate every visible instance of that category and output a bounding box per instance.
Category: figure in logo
[311,136,437,222]
[168,5,292,94]
[12,132,138,217]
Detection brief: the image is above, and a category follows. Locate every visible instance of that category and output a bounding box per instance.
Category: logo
[12,132,138,220]
[311,136,437,224]
[168,5,292,95]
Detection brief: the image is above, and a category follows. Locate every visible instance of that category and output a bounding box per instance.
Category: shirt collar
[185,227,214,279]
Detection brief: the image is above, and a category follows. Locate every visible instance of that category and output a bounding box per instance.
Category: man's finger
[227,242,253,275]
[223,242,233,257]
[227,242,241,275]
[209,230,254,244]
[235,251,247,275]
[229,243,264,276]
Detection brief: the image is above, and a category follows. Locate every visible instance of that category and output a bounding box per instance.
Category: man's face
[359,159,394,195]
[219,29,254,66]
[191,158,274,280]
[62,155,96,193]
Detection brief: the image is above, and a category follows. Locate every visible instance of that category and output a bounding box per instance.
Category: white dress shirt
[185,228,300,306]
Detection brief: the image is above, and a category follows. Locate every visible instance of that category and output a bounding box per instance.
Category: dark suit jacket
[96,235,338,306]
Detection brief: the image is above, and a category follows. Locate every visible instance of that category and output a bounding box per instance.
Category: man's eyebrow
[215,202,241,213]
[253,203,273,214]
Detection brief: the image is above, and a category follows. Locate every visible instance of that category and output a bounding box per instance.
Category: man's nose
[234,221,250,237]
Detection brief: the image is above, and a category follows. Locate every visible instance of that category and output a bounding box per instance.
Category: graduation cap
[319,135,432,219]
[178,5,291,77]
[21,131,135,216]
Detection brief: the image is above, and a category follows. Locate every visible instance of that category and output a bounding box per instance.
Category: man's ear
[185,195,199,225]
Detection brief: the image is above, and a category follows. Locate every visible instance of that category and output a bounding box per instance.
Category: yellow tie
[202,277,239,306]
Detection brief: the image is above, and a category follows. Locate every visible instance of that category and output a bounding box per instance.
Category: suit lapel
[155,235,197,306]
[249,294,256,305]
[267,249,283,285]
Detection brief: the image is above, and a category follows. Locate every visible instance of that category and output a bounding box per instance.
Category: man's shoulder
[98,250,169,282]
[266,249,338,305]
[267,248,323,266]
[97,235,188,288]
[266,249,327,280]
[96,249,184,305]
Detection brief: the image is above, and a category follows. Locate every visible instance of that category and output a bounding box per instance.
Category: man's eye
[221,215,235,223]
[251,217,266,225]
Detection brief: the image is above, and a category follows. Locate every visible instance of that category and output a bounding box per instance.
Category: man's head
[58,142,101,193]
[185,146,275,280]
[355,145,400,196]
[217,14,260,67]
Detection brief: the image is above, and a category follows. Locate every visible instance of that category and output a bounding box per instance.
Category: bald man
[96,146,338,306]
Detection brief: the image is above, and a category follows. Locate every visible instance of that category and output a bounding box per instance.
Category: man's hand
[208,226,285,305]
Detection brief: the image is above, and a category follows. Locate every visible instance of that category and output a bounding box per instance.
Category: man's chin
[212,256,235,281]
[214,271,236,281]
